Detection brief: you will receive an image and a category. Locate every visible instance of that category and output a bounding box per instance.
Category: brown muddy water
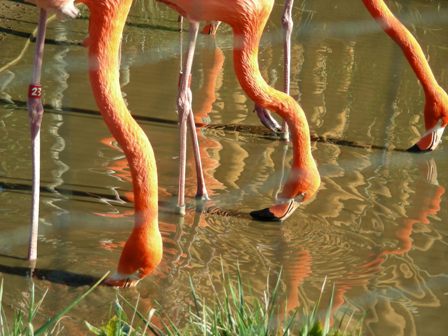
[1,0,448,334]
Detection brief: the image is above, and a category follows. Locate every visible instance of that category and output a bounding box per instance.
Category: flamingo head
[103,271,143,288]
[408,119,446,152]
[408,87,448,152]
[103,228,163,288]
[250,193,306,222]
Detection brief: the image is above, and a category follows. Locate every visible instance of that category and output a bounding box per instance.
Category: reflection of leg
[177,21,200,215]
[274,142,290,202]
[0,71,15,103]
[27,9,48,261]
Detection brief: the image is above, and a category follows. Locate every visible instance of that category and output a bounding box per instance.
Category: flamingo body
[84,0,162,286]
[33,0,162,287]
[160,0,320,221]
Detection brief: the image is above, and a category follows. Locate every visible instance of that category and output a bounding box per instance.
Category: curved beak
[254,105,282,134]
[408,120,445,152]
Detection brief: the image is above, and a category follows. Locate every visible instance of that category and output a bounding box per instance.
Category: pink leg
[182,19,208,201]
[177,20,207,214]
[363,0,447,151]
[27,9,48,261]
[188,113,209,200]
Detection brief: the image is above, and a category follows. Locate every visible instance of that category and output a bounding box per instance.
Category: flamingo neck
[84,0,159,233]
[232,22,314,169]
[363,0,440,97]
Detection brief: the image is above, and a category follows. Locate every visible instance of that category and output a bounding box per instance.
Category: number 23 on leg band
[28,84,42,98]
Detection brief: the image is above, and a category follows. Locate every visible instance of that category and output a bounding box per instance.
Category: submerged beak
[103,271,142,288]
[250,193,305,222]
[408,120,445,152]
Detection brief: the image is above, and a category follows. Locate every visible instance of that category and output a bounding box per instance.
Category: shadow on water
[0,97,415,152]
[0,262,97,287]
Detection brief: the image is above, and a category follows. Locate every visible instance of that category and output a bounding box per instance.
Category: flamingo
[171,0,447,220]
[27,0,162,287]
[200,2,295,138]
[159,0,320,221]
[258,0,448,150]
[363,0,448,152]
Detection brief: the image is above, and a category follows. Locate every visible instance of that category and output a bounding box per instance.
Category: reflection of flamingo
[329,158,445,327]
[276,157,445,332]
[187,42,226,197]
[160,0,320,221]
[31,0,162,287]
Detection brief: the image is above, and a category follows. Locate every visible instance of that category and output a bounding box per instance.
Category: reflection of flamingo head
[27,0,79,18]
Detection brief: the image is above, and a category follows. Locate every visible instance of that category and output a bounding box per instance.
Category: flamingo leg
[181,18,208,201]
[280,0,294,140]
[27,9,48,261]
[188,113,209,201]
[177,20,201,215]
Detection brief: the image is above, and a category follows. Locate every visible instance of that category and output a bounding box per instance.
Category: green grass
[1,269,362,336]
[89,267,363,336]
[0,273,108,336]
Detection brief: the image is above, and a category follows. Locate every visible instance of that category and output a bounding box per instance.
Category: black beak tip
[407,144,432,153]
[250,208,282,222]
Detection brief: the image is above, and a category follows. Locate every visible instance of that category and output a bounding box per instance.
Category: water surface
[1,1,448,335]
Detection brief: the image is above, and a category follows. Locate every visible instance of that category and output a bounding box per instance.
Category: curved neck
[363,0,440,97]
[232,23,314,168]
[84,0,158,231]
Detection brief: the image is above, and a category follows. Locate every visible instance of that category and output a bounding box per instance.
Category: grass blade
[34,272,109,336]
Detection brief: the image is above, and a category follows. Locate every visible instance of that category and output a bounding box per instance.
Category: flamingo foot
[195,193,210,201]
[407,120,445,152]
[194,193,209,213]
[103,272,141,288]
[250,194,305,222]
[177,204,186,216]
